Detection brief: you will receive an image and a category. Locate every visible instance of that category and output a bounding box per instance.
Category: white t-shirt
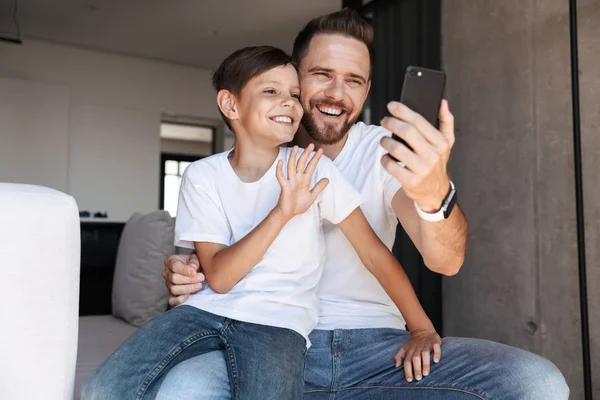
[316,122,407,331]
[175,147,362,343]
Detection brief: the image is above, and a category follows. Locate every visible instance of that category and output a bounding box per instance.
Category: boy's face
[235,64,303,146]
[298,34,371,145]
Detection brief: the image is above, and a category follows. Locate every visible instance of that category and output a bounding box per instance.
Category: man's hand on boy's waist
[163,254,205,307]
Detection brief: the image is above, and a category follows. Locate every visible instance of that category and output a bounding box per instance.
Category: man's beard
[302,101,358,146]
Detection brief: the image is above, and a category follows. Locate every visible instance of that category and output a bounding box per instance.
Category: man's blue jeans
[156,328,569,399]
[81,305,306,400]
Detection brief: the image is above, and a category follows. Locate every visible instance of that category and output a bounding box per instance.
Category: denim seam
[134,330,220,400]
[330,332,339,400]
[304,385,488,399]
[223,340,239,399]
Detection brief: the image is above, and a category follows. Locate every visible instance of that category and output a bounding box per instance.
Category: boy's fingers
[288,145,299,177]
[276,160,286,186]
[394,347,406,368]
[412,354,423,381]
[310,178,329,200]
[304,148,324,178]
[422,350,431,376]
[433,343,442,363]
[404,358,414,382]
[297,143,314,174]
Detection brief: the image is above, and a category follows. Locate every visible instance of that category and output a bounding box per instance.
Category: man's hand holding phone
[380,99,455,213]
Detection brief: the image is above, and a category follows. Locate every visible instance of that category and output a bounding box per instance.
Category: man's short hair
[292,8,374,72]
[212,46,294,129]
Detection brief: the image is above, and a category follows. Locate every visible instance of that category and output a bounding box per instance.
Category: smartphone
[391,66,446,156]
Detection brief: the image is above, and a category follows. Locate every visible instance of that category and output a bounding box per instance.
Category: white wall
[0,40,220,221]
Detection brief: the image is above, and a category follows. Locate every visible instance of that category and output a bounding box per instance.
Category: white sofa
[0,184,80,400]
[1,184,180,399]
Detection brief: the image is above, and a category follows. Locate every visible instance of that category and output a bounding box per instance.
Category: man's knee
[80,369,109,400]
[509,353,569,399]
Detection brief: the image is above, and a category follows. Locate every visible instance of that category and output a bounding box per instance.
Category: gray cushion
[111,210,175,327]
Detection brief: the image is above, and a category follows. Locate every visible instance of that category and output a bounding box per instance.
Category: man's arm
[391,189,467,276]
[380,99,468,276]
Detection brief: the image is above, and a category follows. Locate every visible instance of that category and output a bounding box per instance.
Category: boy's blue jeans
[81,305,306,400]
[156,328,570,400]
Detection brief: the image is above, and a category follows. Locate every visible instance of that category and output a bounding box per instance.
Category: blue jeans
[156,328,569,400]
[81,305,306,400]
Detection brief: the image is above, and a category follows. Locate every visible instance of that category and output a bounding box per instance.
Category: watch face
[443,189,457,219]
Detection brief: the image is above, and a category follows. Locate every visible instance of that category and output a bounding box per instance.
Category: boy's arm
[337,207,434,332]
[194,209,290,293]
[197,145,328,294]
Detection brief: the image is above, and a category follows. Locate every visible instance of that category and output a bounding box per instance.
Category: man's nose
[324,76,345,101]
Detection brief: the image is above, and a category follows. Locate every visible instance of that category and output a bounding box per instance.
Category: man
[160,9,569,399]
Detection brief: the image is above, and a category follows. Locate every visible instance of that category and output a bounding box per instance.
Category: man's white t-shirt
[316,122,407,331]
[175,147,362,342]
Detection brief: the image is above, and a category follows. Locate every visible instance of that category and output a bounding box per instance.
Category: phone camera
[409,70,417,76]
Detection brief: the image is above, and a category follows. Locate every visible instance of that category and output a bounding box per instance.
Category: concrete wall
[0,40,221,221]
[442,1,599,397]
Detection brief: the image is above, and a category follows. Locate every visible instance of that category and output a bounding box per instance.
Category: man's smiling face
[298,33,371,145]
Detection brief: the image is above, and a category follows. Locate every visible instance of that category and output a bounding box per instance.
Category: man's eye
[316,72,330,78]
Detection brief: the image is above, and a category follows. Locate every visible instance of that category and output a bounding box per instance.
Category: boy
[82,46,439,400]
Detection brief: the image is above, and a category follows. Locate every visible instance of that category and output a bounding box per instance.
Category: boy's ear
[217,90,239,121]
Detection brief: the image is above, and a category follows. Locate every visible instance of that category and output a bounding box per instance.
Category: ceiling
[0,0,340,69]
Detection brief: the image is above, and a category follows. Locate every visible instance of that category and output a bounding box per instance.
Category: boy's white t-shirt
[316,122,407,331]
[175,147,362,343]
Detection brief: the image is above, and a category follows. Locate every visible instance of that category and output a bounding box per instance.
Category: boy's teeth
[273,116,292,123]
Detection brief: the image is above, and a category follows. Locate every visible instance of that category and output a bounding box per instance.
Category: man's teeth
[272,116,292,123]
[318,106,343,116]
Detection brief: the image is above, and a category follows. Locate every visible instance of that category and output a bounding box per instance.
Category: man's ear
[217,89,239,121]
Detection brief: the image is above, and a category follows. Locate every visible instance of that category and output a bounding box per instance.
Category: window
[159,119,221,217]
[160,153,200,217]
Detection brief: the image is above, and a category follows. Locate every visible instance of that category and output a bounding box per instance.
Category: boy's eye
[291,93,300,99]
[264,89,277,94]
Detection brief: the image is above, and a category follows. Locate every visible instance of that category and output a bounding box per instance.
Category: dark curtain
[343,0,443,334]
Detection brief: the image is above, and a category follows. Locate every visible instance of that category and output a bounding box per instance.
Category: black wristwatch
[414,181,457,221]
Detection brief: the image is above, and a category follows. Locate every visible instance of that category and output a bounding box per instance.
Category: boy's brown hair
[212,46,294,129]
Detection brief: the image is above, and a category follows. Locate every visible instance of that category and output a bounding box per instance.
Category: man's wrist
[415,180,451,213]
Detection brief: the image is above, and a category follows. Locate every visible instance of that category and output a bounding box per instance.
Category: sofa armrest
[0,183,80,400]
